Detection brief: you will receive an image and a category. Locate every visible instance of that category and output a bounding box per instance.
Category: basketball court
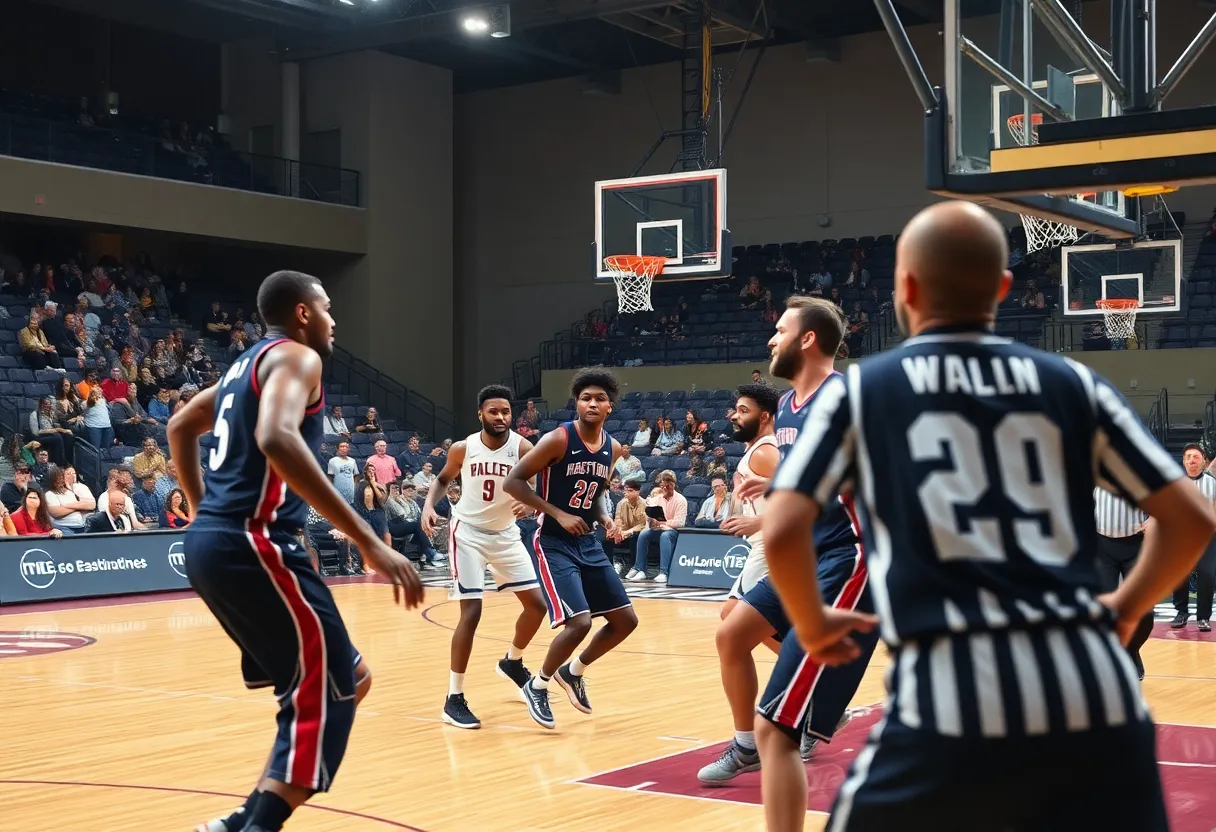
[3,580,1216,831]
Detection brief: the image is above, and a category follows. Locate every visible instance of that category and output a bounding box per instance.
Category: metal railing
[0,113,360,207]
[325,346,455,442]
[1147,388,1169,447]
[1204,398,1215,456]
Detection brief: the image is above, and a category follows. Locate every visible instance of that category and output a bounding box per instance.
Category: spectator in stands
[151,340,183,388]
[228,328,249,358]
[31,447,51,487]
[163,488,192,529]
[111,386,157,445]
[11,486,62,537]
[147,388,172,423]
[686,451,707,480]
[3,270,32,297]
[844,261,870,290]
[355,406,382,435]
[652,417,684,456]
[413,460,436,494]
[97,468,147,530]
[30,396,72,465]
[81,386,115,449]
[45,465,94,535]
[707,446,729,480]
[515,400,540,440]
[694,477,731,528]
[20,312,64,371]
[740,276,764,309]
[243,312,263,343]
[57,313,84,356]
[327,441,357,504]
[1020,278,1046,310]
[128,325,151,362]
[77,95,94,126]
[627,470,687,583]
[39,302,68,352]
[828,286,844,308]
[614,444,645,485]
[348,470,390,574]
[155,460,181,505]
[385,482,438,565]
[53,377,85,435]
[77,368,101,401]
[324,405,350,438]
[631,418,652,450]
[809,263,831,291]
[116,346,139,382]
[132,437,168,482]
[134,367,159,407]
[206,302,232,342]
[367,439,401,485]
[687,417,710,455]
[611,480,648,573]
[398,435,427,475]
[89,479,136,533]
[100,367,131,403]
[1,464,32,512]
[133,476,162,527]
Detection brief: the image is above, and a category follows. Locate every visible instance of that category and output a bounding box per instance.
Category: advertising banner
[667,530,751,590]
[0,531,191,604]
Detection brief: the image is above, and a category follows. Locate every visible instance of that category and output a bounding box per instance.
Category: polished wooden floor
[3,583,1215,831]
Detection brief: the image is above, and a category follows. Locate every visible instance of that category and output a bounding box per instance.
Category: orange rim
[603,255,667,276]
[1095,299,1140,310]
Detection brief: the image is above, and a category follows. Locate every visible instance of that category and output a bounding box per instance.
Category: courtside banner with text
[0,531,191,604]
[667,530,750,590]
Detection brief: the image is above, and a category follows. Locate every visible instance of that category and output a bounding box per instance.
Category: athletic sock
[247,791,294,832]
[449,671,464,696]
[569,656,587,677]
[735,730,756,751]
[507,644,524,661]
[224,789,261,832]
[533,672,551,690]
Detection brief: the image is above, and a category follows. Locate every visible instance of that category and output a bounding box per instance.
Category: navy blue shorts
[756,546,878,743]
[185,528,361,792]
[530,532,632,627]
[829,715,1167,831]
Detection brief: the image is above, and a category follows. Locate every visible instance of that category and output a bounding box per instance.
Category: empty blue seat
[683,483,710,501]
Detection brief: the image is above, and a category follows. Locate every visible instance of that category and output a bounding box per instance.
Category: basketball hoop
[1095,298,1140,340]
[604,254,665,313]
[1007,113,1085,253]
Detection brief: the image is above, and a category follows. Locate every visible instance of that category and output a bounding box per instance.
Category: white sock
[735,730,755,750]
[533,673,550,690]
[569,656,587,676]
[507,644,524,661]
[449,671,464,696]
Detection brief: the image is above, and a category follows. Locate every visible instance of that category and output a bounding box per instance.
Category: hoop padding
[1007,113,1083,253]
[1096,298,1140,340]
[604,255,665,313]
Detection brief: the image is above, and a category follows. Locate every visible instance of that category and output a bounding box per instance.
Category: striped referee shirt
[1189,471,1216,503]
[1093,488,1147,538]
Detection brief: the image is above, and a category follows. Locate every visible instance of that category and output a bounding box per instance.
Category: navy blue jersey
[775,380,859,555]
[193,337,325,537]
[538,421,613,542]
[772,326,1182,738]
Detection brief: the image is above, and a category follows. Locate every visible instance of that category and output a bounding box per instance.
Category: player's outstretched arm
[256,345,422,608]
[503,429,588,535]
[421,441,465,536]
[166,385,219,514]
[1108,480,1216,633]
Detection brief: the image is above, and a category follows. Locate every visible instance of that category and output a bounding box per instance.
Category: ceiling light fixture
[462,14,490,33]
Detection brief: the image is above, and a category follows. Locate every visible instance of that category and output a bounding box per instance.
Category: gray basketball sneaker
[801,710,853,762]
[697,741,761,785]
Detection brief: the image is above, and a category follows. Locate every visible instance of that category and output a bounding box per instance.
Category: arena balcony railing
[0,113,359,207]
[324,345,455,442]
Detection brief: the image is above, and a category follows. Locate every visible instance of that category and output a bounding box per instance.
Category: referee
[1171,443,1216,631]
[1094,487,1154,679]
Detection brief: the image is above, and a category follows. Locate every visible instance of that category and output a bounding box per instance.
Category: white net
[604,255,664,313]
[1007,114,1083,253]
[1097,301,1139,339]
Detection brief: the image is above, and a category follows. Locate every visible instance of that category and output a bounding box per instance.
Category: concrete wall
[458,7,1216,412]
[0,155,366,253]
[221,38,282,155]
[303,50,456,410]
[543,347,1216,419]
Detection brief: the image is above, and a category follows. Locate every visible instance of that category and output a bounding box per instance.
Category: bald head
[897,201,1010,319]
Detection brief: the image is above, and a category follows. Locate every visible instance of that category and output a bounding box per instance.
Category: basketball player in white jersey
[422,385,548,729]
[697,383,783,785]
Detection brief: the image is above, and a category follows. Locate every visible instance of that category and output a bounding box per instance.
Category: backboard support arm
[873,0,939,113]
[959,37,1071,123]
[1154,11,1216,107]
[1032,0,1127,104]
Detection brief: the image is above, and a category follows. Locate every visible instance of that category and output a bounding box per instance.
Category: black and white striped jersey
[1189,471,1216,503]
[1093,488,1147,539]
[772,324,1184,738]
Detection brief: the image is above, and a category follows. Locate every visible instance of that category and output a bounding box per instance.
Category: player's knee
[614,606,639,635]
[458,599,484,627]
[720,598,738,621]
[565,612,593,639]
[522,590,547,616]
[755,716,790,752]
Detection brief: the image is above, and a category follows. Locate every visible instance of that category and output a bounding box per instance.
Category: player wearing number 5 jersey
[421,385,548,730]
[762,202,1216,832]
[503,369,638,730]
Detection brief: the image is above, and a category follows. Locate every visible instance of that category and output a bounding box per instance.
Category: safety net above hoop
[604,255,665,314]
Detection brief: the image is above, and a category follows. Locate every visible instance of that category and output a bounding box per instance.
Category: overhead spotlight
[488,4,511,38]
[462,14,490,34]
[338,0,355,5]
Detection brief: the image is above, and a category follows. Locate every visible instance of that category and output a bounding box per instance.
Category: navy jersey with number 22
[192,337,326,537]
[538,421,612,543]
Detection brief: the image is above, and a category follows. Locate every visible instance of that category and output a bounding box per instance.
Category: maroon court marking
[577,708,1216,832]
[0,779,427,830]
[1151,621,1216,643]
[0,630,95,658]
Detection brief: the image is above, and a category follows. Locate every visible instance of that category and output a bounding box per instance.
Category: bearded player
[697,382,782,785]
[422,385,548,730]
